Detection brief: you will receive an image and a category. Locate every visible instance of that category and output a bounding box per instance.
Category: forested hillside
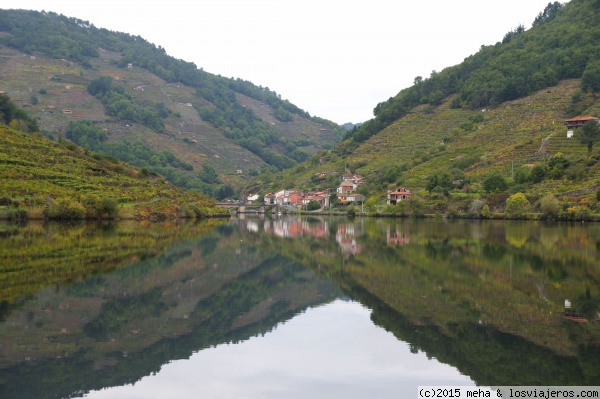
[345,0,600,146]
[0,9,345,196]
[251,0,600,220]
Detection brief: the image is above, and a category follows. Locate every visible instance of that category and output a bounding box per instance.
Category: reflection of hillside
[347,282,600,386]
[259,218,600,386]
[0,220,226,304]
[0,223,340,399]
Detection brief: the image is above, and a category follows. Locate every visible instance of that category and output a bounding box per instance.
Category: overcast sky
[3,0,556,124]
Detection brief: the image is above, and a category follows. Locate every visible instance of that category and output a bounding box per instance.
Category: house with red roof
[564,115,600,129]
[387,187,412,205]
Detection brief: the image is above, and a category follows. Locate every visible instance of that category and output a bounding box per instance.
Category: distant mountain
[0,9,345,196]
[248,0,600,217]
[342,122,362,131]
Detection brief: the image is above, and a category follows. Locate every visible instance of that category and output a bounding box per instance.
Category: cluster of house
[249,172,413,209]
[257,173,367,208]
[261,189,331,208]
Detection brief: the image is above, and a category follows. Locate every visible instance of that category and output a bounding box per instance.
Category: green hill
[0,9,345,196]
[0,95,228,220]
[248,0,600,219]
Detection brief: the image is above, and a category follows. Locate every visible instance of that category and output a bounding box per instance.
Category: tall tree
[578,120,600,153]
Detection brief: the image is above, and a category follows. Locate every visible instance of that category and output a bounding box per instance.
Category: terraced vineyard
[0,125,228,219]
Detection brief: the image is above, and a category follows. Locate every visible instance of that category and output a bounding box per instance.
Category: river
[0,216,598,398]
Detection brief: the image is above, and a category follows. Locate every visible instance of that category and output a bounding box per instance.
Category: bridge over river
[216,203,288,215]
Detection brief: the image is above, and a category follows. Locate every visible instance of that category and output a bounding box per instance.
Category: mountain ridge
[0,9,345,195]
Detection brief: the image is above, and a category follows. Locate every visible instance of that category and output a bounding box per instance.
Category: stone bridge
[216,203,288,215]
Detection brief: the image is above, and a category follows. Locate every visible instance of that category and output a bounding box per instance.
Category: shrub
[505,193,530,218]
[469,198,486,217]
[565,206,591,221]
[514,168,531,184]
[347,205,357,217]
[44,198,86,219]
[540,194,560,219]
[305,200,321,211]
[481,204,492,219]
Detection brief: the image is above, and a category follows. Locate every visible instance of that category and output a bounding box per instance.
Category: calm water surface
[0,217,598,398]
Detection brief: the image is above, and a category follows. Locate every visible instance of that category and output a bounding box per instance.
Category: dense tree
[87,76,113,97]
[215,185,234,201]
[200,165,221,184]
[0,93,39,132]
[483,173,508,193]
[529,165,546,183]
[532,2,563,26]
[581,61,600,93]
[578,120,600,153]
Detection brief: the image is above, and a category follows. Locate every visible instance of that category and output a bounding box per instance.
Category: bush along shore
[288,190,600,222]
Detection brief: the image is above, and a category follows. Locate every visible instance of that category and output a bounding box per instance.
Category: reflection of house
[336,224,361,256]
[387,187,411,205]
[564,115,600,129]
[387,230,409,246]
[263,219,330,239]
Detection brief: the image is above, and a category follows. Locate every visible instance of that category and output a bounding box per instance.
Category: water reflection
[0,217,599,398]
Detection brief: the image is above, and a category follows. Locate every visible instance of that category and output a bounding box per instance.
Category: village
[247,173,412,210]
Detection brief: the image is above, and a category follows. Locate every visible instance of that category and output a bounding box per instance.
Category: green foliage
[540,194,560,218]
[200,164,221,184]
[43,198,86,219]
[529,165,546,183]
[483,172,508,193]
[304,200,321,211]
[66,121,107,150]
[81,195,119,218]
[87,82,166,133]
[0,93,39,132]
[578,120,600,153]
[546,153,570,178]
[514,168,531,184]
[64,123,202,193]
[532,2,563,26]
[505,192,530,218]
[215,184,234,201]
[426,173,453,195]
[581,60,600,93]
[87,76,113,96]
[481,204,492,219]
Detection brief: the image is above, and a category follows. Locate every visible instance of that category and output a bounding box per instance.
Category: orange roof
[565,115,599,122]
